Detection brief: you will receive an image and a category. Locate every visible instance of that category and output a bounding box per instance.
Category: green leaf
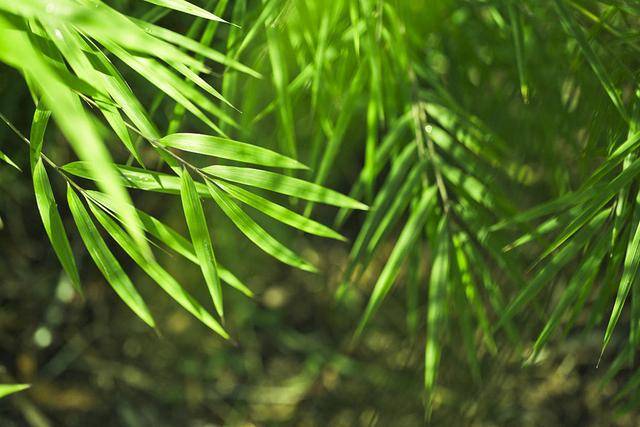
[142,0,228,23]
[346,147,421,279]
[85,190,252,297]
[0,21,152,261]
[354,187,437,337]
[507,2,529,102]
[602,190,640,359]
[0,148,21,171]
[202,166,368,210]
[0,384,30,399]
[531,229,609,360]
[499,209,609,328]
[67,186,155,328]
[88,200,228,338]
[133,19,260,78]
[32,159,81,292]
[453,233,497,354]
[213,180,345,241]
[29,102,51,171]
[554,0,628,121]
[107,44,231,135]
[63,161,192,194]
[180,169,223,318]
[159,133,306,169]
[207,180,317,272]
[425,218,450,412]
[67,162,346,242]
[266,26,297,159]
[538,158,640,261]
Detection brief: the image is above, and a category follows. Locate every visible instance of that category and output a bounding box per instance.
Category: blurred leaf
[355,187,436,337]
[142,0,227,22]
[0,149,20,171]
[425,217,450,412]
[0,384,29,399]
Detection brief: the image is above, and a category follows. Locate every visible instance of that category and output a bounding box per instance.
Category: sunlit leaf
[160,133,306,169]
[67,186,155,328]
[180,168,223,318]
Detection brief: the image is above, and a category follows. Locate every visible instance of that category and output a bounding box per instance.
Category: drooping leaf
[207,180,317,272]
[85,190,252,297]
[202,165,368,210]
[0,148,20,171]
[213,180,345,241]
[67,185,155,328]
[425,217,450,412]
[355,187,437,337]
[32,159,81,292]
[180,168,223,318]
[88,200,228,338]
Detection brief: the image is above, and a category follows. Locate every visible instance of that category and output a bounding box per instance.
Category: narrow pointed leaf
[602,193,640,358]
[0,384,30,399]
[28,102,51,172]
[160,133,306,169]
[180,169,223,317]
[213,180,345,241]
[32,159,81,292]
[207,180,317,272]
[425,218,450,411]
[0,149,21,171]
[89,201,228,338]
[355,187,437,337]
[202,165,368,210]
[142,0,228,22]
[85,190,252,297]
[67,186,155,328]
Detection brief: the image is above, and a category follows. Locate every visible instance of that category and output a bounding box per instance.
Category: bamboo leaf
[88,200,228,338]
[32,159,81,292]
[554,0,628,121]
[202,165,368,210]
[0,23,152,260]
[355,187,437,337]
[16,84,51,175]
[602,190,640,359]
[0,384,30,399]
[160,133,306,169]
[133,19,260,78]
[0,149,21,171]
[213,180,345,241]
[142,0,228,23]
[85,190,252,297]
[207,180,317,272]
[67,186,155,328]
[425,217,450,412]
[180,168,223,318]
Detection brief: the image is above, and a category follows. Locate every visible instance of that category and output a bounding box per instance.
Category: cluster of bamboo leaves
[0,0,365,342]
[3,0,640,414]
[213,0,640,412]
